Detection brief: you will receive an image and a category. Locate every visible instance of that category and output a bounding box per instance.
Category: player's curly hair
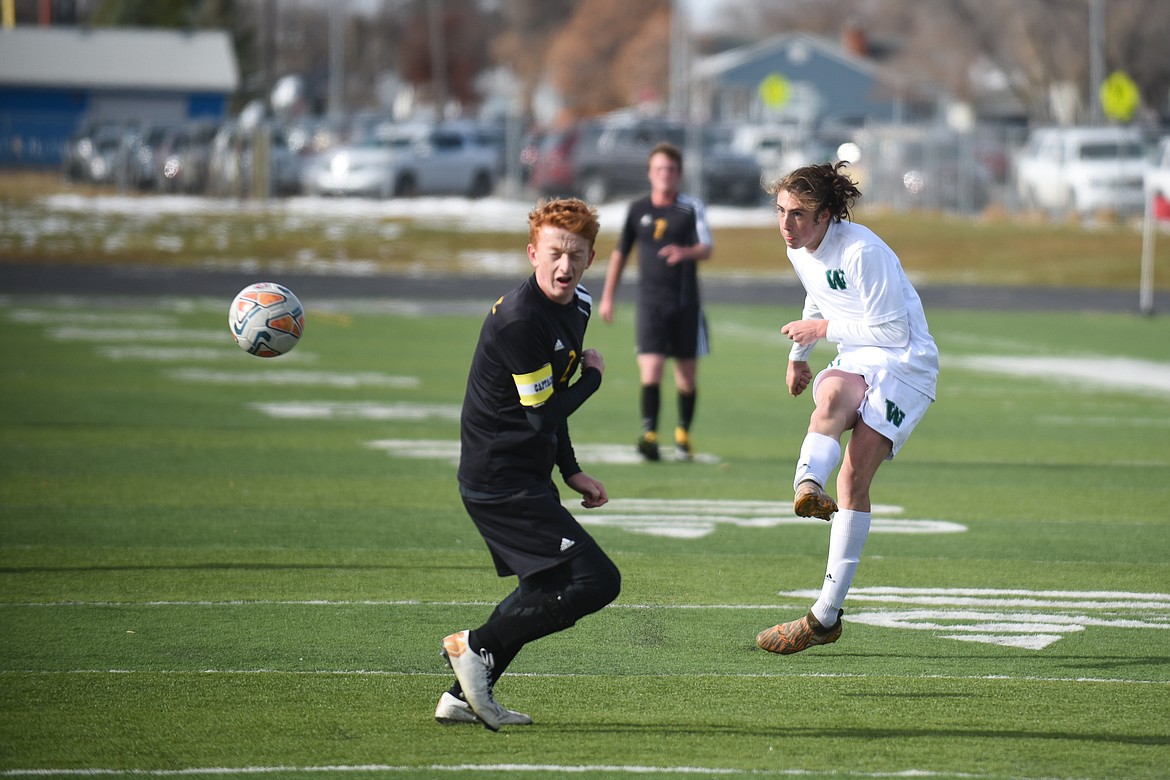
[528,197,600,246]
[765,161,861,223]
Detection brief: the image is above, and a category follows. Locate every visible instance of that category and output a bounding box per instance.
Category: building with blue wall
[0,26,239,168]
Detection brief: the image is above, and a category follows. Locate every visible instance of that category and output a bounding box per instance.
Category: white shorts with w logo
[813,359,934,459]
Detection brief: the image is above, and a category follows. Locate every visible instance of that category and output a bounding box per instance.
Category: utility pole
[668,0,689,119]
[261,0,276,103]
[1089,0,1105,124]
[427,0,448,117]
[328,1,345,122]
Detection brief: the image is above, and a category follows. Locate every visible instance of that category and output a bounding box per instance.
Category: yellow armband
[513,363,554,407]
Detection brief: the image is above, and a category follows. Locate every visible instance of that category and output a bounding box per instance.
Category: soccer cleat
[636,430,661,462]
[434,691,533,726]
[756,610,844,655]
[441,630,506,731]
[674,427,694,462]
[794,479,838,520]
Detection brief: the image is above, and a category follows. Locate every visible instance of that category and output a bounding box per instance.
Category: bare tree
[491,0,580,121]
[545,0,671,119]
[706,0,1170,123]
[396,0,495,113]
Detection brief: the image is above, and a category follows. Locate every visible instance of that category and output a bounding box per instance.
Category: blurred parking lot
[42,110,1170,222]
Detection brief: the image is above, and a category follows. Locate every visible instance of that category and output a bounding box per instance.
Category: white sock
[793,432,841,491]
[811,509,871,627]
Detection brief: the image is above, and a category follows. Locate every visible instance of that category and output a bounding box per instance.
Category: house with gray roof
[692,32,931,129]
[0,26,239,167]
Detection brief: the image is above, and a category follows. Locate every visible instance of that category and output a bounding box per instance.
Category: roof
[0,26,239,92]
[695,32,884,83]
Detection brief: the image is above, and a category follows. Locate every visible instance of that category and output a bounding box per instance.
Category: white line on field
[1,669,1164,686]
[0,763,1008,778]
[4,588,1166,652]
[1,600,791,608]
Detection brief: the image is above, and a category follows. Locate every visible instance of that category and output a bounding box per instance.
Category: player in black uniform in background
[599,141,713,462]
[437,197,621,731]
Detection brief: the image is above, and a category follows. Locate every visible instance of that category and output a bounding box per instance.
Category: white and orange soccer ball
[228,282,305,357]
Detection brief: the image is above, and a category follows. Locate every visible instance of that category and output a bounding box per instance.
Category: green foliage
[91,0,237,30]
[1,295,1168,778]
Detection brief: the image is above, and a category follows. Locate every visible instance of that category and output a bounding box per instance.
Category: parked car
[156,121,219,194]
[1145,135,1170,201]
[81,125,127,185]
[727,123,829,185]
[117,123,180,190]
[856,127,994,214]
[305,120,501,199]
[698,124,771,205]
[530,116,762,205]
[529,121,603,198]
[206,120,300,197]
[518,127,546,184]
[1015,125,1148,217]
[62,119,123,183]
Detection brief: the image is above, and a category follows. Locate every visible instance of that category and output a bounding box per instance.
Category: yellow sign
[1100,71,1140,122]
[758,74,790,109]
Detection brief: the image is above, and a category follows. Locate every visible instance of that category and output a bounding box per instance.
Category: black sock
[677,390,696,432]
[641,384,660,432]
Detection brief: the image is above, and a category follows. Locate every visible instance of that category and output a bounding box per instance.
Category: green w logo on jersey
[825,269,847,290]
[885,400,906,427]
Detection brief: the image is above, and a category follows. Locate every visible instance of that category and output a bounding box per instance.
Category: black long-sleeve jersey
[616,193,711,308]
[458,274,600,495]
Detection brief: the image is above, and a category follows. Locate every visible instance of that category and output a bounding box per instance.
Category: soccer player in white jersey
[756,162,939,655]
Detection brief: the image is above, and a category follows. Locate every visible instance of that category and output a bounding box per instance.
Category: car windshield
[1078,141,1145,160]
[352,133,414,150]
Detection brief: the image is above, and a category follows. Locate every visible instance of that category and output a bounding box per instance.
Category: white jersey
[787,219,938,399]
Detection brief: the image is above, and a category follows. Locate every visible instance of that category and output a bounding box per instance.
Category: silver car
[306,121,500,199]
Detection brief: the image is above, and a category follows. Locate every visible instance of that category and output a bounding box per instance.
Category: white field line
[1,668,1164,687]
[6,587,1169,610]
[170,368,420,389]
[0,763,1012,778]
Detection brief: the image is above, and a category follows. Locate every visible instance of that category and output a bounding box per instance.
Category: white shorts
[812,359,934,459]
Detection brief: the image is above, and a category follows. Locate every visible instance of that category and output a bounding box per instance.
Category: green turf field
[1,291,1167,779]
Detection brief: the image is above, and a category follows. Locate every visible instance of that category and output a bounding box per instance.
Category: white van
[1015,125,1147,216]
[1145,135,1170,202]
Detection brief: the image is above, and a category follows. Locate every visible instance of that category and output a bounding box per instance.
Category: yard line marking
[366,439,689,466]
[5,588,1166,653]
[949,354,1170,396]
[171,369,420,389]
[49,327,227,343]
[4,309,178,326]
[2,669,1165,686]
[0,763,1020,778]
[782,587,1170,649]
[252,402,460,420]
[254,403,460,421]
[572,498,965,538]
[1,600,801,609]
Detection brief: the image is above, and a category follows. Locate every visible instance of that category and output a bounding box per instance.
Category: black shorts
[461,482,598,578]
[636,300,709,359]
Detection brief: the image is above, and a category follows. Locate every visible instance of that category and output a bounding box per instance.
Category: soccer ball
[228,282,305,357]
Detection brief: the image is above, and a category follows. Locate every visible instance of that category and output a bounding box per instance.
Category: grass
[1,285,1168,779]
[3,169,1169,290]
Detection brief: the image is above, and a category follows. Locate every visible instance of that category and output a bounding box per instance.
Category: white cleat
[441,630,507,731]
[434,691,533,726]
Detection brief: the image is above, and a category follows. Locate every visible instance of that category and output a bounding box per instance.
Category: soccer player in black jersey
[599,141,713,462]
[436,198,621,730]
